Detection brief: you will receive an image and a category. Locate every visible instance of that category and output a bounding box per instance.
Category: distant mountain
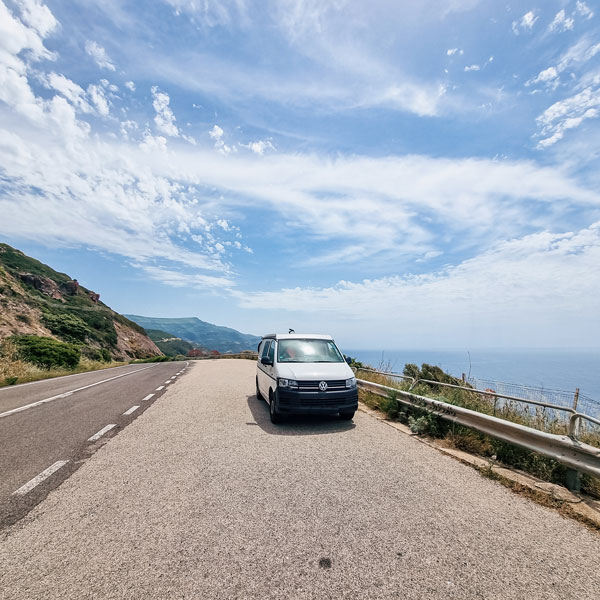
[0,244,161,360]
[125,315,261,354]
[145,329,196,357]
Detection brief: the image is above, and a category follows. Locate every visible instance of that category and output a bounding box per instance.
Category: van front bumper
[276,388,358,414]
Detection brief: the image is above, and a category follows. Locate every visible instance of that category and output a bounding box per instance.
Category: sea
[344,348,600,403]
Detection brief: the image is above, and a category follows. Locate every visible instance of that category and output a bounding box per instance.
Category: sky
[0,0,599,349]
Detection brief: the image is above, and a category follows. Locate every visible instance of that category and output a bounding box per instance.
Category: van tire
[256,377,263,401]
[339,411,355,421]
[270,391,282,424]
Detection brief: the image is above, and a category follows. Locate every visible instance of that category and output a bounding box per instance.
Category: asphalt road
[0,361,188,527]
[1,359,599,599]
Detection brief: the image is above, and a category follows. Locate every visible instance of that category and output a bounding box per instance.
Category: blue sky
[1,0,599,349]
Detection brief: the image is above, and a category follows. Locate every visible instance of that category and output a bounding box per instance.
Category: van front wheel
[270,392,282,424]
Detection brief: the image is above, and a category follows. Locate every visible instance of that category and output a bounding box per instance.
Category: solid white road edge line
[142,393,155,401]
[0,363,138,393]
[13,461,69,495]
[123,405,139,416]
[88,424,116,442]
[155,386,164,391]
[0,365,158,420]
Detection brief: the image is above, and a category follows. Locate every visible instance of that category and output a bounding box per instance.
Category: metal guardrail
[356,367,600,436]
[357,378,600,480]
[187,353,258,360]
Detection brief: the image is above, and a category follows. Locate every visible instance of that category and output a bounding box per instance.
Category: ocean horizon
[344,347,600,402]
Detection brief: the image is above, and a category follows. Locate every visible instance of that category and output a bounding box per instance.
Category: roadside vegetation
[351,359,600,499]
[0,337,127,387]
[129,355,186,363]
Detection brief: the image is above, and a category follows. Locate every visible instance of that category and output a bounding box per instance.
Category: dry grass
[0,339,126,387]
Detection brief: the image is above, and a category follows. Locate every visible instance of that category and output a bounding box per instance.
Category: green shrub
[81,346,112,362]
[4,376,18,385]
[403,363,420,380]
[407,410,446,437]
[379,390,400,419]
[67,308,118,346]
[42,312,90,342]
[14,335,80,369]
[130,355,171,363]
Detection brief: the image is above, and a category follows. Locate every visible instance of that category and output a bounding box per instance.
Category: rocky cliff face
[0,245,161,360]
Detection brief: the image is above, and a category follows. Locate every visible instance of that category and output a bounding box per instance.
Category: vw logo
[319,381,328,392]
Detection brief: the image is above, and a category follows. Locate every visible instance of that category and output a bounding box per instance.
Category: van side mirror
[345,356,352,364]
[260,356,273,366]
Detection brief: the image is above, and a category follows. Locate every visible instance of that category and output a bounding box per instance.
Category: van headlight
[278,378,299,389]
[345,377,356,388]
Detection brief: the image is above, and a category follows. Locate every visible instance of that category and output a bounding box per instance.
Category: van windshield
[277,339,344,363]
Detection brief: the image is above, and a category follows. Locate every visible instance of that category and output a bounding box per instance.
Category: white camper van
[256,333,358,424]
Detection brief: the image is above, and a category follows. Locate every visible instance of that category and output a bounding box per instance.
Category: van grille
[297,380,346,391]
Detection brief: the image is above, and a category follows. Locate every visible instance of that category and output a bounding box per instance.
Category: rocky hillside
[0,244,161,360]
[125,315,261,354]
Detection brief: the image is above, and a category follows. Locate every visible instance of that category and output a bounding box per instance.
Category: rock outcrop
[18,273,63,300]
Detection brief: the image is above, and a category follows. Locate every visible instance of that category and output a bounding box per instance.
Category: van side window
[260,340,271,360]
[267,341,275,363]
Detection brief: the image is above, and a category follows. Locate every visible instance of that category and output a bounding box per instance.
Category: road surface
[0,361,188,527]
[1,360,599,599]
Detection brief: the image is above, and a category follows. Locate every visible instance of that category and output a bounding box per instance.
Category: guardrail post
[573,388,580,411]
[565,469,581,492]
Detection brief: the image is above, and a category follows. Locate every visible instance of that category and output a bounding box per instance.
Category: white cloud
[1,0,599,308]
[536,87,600,148]
[124,80,135,91]
[531,36,600,145]
[209,124,235,154]
[246,139,275,155]
[137,265,235,289]
[87,83,110,116]
[576,1,594,20]
[164,0,250,27]
[557,36,600,73]
[233,223,600,347]
[139,130,168,152]
[151,86,180,137]
[447,48,458,56]
[464,64,480,72]
[119,119,138,139]
[209,124,223,140]
[0,1,55,65]
[16,0,57,37]
[549,10,574,33]
[512,10,538,35]
[85,40,116,71]
[139,2,447,118]
[526,66,559,90]
[44,73,89,109]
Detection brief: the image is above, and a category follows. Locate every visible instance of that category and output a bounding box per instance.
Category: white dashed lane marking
[0,365,158,419]
[142,393,154,401]
[88,424,116,442]
[13,461,69,496]
[156,386,164,391]
[123,406,140,416]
